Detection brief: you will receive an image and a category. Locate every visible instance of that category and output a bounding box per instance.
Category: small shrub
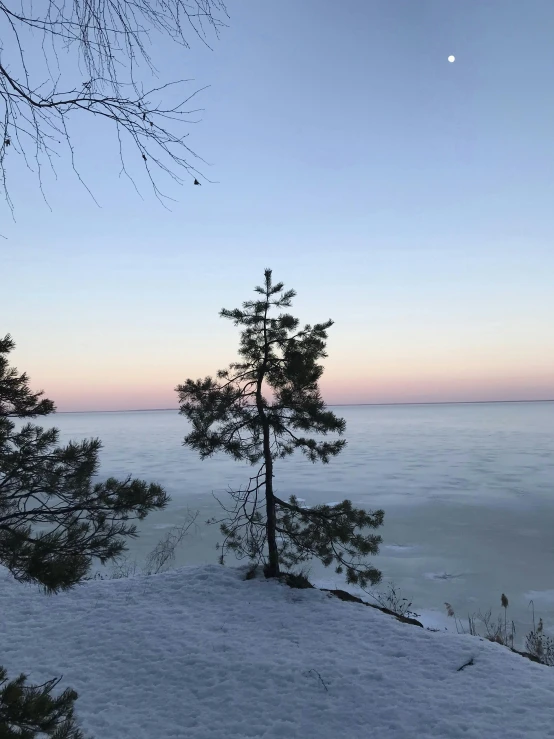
[84,510,199,582]
[368,582,420,619]
[83,559,138,581]
[525,601,554,666]
[280,568,314,589]
[143,511,199,575]
[82,571,106,581]
[109,557,140,579]
[481,610,516,650]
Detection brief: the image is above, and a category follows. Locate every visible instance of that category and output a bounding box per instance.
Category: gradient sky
[2,0,554,411]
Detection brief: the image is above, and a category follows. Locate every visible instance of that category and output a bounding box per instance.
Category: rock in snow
[1,564,553,739]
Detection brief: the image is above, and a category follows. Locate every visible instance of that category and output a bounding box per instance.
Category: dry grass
[445,594,515,648]
[367,581,421,620]
[445,594,554,667]
[525,601,554,666]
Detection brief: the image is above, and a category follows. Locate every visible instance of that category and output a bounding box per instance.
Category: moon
[448,55,456,63]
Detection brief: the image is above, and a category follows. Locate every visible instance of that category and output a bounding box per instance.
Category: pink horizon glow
[48,377,554,413]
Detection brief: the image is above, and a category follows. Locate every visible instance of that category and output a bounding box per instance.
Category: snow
[1,564,553,739]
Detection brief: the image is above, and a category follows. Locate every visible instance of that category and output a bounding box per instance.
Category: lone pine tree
[0,333,170,737]
[176,268,384,584]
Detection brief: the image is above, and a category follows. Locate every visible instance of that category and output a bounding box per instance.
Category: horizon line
[55,398,554,414]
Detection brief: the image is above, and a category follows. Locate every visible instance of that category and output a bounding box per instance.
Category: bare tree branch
[0,0,228,215]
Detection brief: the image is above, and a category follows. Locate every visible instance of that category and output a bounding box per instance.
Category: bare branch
[0,0,228,212]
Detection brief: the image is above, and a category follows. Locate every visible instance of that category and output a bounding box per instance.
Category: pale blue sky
[2,0,553,410]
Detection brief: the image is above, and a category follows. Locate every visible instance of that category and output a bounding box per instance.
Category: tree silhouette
[176,269,384,585]
[0,333,169,592]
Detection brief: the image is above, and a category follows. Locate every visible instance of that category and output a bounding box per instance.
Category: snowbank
[1,564,553,739]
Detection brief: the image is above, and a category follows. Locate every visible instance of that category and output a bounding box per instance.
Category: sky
[2,0,553,412]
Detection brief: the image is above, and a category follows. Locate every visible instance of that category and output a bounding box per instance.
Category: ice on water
[25,401,554,646]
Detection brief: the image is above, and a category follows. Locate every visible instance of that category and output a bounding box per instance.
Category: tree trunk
[258,293,280,578]
[262,421,280,578]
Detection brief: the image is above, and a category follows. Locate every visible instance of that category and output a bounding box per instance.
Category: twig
[456,657,474,672]
[306,668,329,692]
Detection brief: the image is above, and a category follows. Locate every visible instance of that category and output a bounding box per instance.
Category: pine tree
[0,333,170,737]
[0,333,169,593]
[0,668,85,738]
[176,268,384,585]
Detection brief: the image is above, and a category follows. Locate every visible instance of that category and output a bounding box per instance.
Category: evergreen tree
[0,333,170,737]
[176,269,384,584]
[0,668,85,738]
[0,333,169,593]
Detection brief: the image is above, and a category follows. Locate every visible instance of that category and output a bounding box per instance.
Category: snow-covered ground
[1,564,553,739]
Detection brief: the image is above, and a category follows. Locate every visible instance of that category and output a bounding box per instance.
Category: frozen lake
[26,402,554,646]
